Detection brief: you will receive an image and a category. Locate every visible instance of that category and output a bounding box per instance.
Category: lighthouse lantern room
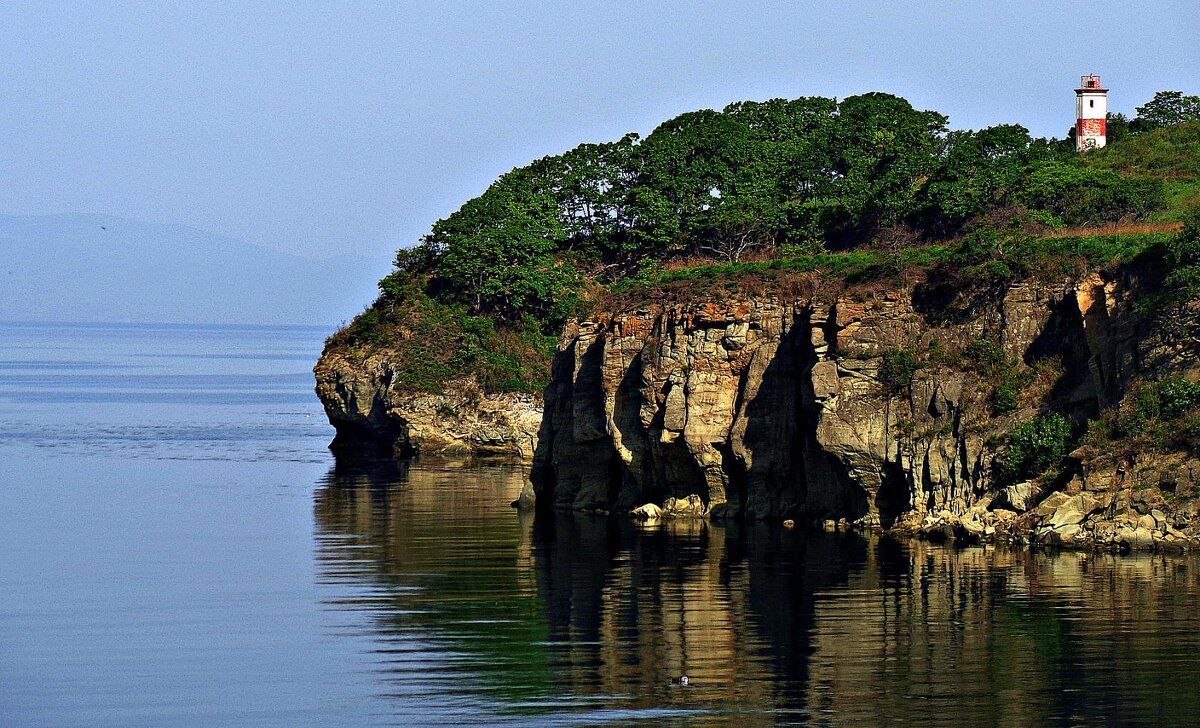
[1076,74,1108,152]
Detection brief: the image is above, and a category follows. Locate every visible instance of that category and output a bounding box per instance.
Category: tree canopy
[384,90,1187,324]
[1135,91,1200,131]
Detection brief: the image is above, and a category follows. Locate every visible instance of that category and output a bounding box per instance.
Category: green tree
[915,124,1046,236]
[630,109,755,257]
[1019,161,1163,225]
[1105,112,1133,143]
[697,192,783,262]
[426,169,577,321]
[535,134,639,270]
[817,93,948,246]
[1134,91,1200,131]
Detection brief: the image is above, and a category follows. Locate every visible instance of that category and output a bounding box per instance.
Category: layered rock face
[314,350,541,458]
[315,264,1200,548]
[531,269,1194,531]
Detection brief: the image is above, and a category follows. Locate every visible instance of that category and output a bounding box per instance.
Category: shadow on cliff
[734,309,868,522]
[729,312,809,519]
[912,269,1006,327]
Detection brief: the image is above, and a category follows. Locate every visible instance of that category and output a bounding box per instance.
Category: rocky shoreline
[898,484,1200,552]
[622,481,1200,553]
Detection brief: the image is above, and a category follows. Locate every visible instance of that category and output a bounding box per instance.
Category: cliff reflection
[314,457,1200,726]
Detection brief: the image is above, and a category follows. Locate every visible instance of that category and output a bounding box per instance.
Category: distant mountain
[0,213,387,326]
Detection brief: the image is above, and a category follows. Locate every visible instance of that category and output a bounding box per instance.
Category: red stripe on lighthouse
[1077,118,1106,137]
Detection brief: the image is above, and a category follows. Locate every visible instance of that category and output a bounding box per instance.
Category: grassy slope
[1082,121,1200,223]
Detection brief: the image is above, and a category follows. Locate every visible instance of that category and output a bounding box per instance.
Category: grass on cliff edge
[326,281,555,395]
[602,229,1176,307]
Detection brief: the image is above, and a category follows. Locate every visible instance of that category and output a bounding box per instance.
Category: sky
[1,0,1197,264]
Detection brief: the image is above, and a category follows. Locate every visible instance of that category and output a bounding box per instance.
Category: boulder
[630,503,663,521]
[663,494,706,517]
[994,482,1033,512]
[1055,523,1084,545]
[992,508,1018,523]
[1035,491,1072,518]
[1046,494,1100,528]
[1118,526,1156,550]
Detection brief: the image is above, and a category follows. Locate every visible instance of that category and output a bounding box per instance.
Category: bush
[963,339,1007,369]
[330,287,554,395]
[1083,378,1200,458]
[993,376,1020,416]
[1002,413,1075,481]
[1157,379,1200,419]
[1164,213,1200,299]
[1019,162,1165,226]
[1122,378,1200,428]
[961,337,1025,415]
[880,348,920,394]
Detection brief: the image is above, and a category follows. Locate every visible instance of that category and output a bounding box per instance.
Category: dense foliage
[1086,378,1200,458]
[1002,413,1077,482]
[328,274,555,394]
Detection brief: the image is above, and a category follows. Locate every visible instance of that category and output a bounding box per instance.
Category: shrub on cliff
[1085,378,1200,458]
[327,276,554,394]
[1164,212,1200,299]
[880,348,921,394]
[1001,413,1075,482]
[1018,162,1165,226]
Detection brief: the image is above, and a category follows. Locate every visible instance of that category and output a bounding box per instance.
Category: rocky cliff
[529,266,1200,549]
[315,350,541,458]
[316,264,1200,550]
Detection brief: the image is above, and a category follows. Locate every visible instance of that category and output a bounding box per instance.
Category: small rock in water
[630,503,663,520]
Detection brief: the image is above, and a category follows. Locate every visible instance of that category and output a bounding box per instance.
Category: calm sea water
[3,322,1200,727]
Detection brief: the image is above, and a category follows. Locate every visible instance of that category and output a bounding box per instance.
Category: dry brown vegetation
[1043,221,1184,239]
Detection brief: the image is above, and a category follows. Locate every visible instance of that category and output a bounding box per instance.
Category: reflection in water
[315,457,1200,726]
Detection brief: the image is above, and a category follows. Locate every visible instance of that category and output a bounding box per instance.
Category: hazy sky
[1,1,1196,263]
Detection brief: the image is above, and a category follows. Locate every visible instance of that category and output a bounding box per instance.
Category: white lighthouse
[1076,74,1108,152]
